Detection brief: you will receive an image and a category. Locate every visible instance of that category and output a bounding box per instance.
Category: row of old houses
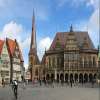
[0,38,24,84]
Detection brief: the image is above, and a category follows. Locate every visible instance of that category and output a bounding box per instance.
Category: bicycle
[13,86,18,99]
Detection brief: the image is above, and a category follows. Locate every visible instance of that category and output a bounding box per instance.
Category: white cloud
[0,21,23,40]
[87,8,99,48]
[38,37,52,60]
[86,0,99,9]
[3,21,23,34]
[56,0,99,8]
[75,7,99,48]
[38,37,52,50]
[21,36,31,50]
[88,9,99,31]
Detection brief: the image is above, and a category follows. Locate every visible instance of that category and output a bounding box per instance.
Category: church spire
[30,9,37,51]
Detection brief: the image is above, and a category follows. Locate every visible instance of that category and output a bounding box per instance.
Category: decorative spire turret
[70,24,73,32]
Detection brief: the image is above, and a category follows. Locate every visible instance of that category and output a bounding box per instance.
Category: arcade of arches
[41,27,100,83]
[45,73,97,83]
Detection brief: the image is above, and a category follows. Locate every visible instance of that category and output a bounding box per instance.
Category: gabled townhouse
[0,40,10,84]
[6,38,24,82]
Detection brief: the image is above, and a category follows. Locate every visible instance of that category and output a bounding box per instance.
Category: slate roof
[49,31,95,50]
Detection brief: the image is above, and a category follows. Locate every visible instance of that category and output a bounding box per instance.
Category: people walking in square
[2,78,5,88]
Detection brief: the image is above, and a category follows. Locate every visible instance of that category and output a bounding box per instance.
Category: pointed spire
[30,8,37,52]
[70,24,73,32]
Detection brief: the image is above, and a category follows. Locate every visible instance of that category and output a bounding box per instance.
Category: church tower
[28,10,39,81]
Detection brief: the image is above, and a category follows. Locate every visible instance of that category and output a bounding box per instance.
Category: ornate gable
[65,26,79,50]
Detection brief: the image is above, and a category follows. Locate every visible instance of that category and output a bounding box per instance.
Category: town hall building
[42,25,99,83]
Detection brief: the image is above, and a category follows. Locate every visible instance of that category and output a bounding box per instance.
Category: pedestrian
[70,79,73,88]
[92,79,94,88]
[23,79,26,89]
[52,79,54,88]
[82,79,84,87]
[39,78,42,86]
[2,78,5,88]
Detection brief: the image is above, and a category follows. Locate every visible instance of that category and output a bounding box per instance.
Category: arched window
[52,57,55,67]
[49,57,51,67]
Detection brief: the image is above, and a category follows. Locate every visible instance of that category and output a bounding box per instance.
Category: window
[35,69,38,76]
[93,57,96,67]
[52,57,55,67]
[1,71,9,77]
[49,57,51,67]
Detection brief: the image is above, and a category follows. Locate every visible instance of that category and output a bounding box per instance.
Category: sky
[0,0,99,69]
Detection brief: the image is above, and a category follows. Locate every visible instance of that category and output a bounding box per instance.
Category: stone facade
[42,26,99,83]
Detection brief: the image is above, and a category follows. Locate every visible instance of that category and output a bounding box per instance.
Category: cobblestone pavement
[0,83,99,100]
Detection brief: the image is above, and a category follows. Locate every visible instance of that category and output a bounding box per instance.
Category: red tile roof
[6,38,16,56]
[0,40,4,55]
[0,38,24,63]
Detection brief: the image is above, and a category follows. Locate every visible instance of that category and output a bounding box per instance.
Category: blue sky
[0,0,99,69]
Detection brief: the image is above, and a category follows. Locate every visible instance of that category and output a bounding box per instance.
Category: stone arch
[70,74,73,82]
[57,74,59,82]
[94,73,97,81]
[74,73,78,82]
[84,73,88,83]
[51,73,55,81]
[79,73,83,83]
[60,73,64,82]
[46,74,50,81]
[89,73,93,82]
[65,73,68,83]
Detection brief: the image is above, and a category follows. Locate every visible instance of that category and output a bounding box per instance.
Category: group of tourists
[31,77,97,88]
[1,76,98,100]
